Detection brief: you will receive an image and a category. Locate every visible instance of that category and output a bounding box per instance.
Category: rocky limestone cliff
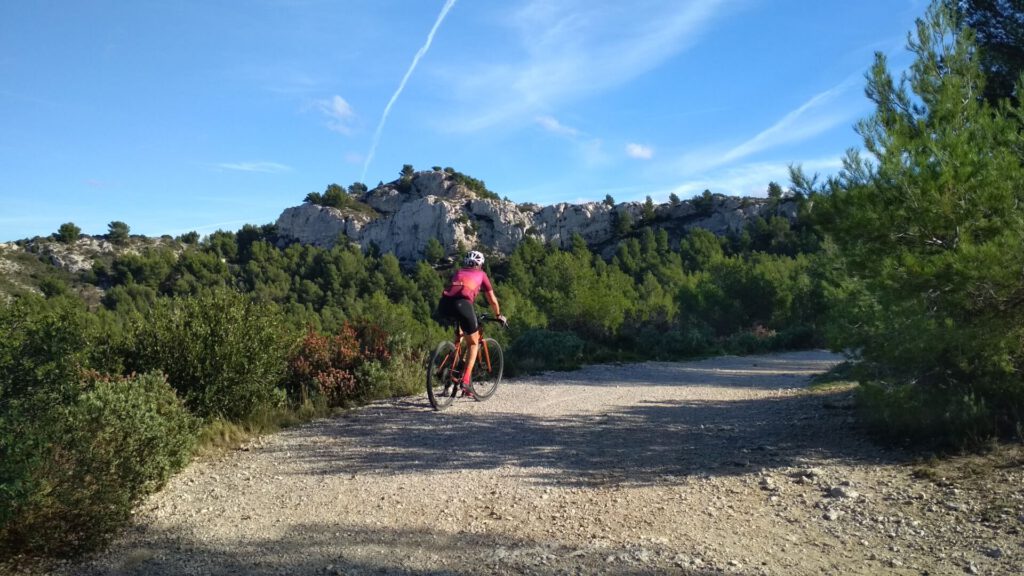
[275,170,801,261]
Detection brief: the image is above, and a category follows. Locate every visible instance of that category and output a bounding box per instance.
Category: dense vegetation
[0,187,822,559]
[805,2,1024,446]
[1,0,1021,562]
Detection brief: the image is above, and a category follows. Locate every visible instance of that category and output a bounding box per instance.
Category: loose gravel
[54,350,1023,575]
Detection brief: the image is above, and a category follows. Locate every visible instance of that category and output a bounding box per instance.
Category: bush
[353,356,422,401]
[633,325,716,359]
[0,371,197,557]
[56,222,80,244]
[509,329,584,374]
[286,326,360,406]
[286,322,419,406]
[127,289,294,421]
[107,221,130,245]
[857,379,995,449]
[723,328,772,355]
[768,325,819,351]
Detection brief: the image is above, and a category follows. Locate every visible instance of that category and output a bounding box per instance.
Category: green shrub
[768,325,819,351]
[857,380,995,449]
[509,329,584,374]
[56,222,80,244]
[0,371,197,557]
[634,325,716,359]
[127,289,294,421]
[353,356,422,401]
[723,329,771,355]
[0,295,123,404]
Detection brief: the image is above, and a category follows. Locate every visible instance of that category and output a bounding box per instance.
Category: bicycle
[426,313,505,411]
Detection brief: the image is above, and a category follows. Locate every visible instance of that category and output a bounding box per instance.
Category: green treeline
[3,0,1023,561]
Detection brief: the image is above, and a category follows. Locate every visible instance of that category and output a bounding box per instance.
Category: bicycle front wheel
[427,341,458,411]
[470,337,503,401]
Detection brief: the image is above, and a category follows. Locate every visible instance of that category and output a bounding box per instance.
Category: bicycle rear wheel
[469,337,503,401]
[427,341,458,411]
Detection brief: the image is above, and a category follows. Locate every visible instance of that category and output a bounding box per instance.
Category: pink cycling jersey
[442,267,492,301]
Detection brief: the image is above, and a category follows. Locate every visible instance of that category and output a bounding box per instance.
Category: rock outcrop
[24,236,179,274]
[275,170,801,262]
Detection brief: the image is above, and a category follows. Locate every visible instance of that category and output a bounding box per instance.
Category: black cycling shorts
[437,295,479,335]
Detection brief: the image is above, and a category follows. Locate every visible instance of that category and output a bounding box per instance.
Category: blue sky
[0,0,927,241]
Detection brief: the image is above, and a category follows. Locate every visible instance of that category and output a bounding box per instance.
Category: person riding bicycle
[437,250,506,396]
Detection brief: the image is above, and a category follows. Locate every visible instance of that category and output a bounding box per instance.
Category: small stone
[966,562,979,574]
[824,509,843,521]
[828,486,859,499]
[985,547,1003,559]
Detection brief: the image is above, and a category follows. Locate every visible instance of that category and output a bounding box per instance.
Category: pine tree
[56,222,80,244]
[824,1,1024,443]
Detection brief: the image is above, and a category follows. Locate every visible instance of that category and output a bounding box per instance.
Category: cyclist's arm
[484,289,501,317]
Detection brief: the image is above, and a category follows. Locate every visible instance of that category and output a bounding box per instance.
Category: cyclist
[437,250,506,396]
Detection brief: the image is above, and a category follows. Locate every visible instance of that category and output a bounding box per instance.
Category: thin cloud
[665,156,845,200]
[317,95,357,134]
[536,115,580,137]
[677,76,862,174]
[444,0,734,131]
[719,80,857,164]
[362,0,458,181]
[626,143,654,160]
[216,162,292,173]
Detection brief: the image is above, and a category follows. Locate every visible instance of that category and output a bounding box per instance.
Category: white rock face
[275,204,371,248]
[361,197,474,260]
[466,199,533,254]
[274,171,800,261]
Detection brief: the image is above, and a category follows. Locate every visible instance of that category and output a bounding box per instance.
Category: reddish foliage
[286,322,392,406]
[355,322,391,363]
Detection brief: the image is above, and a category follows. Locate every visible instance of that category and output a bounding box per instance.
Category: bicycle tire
[426,341,458,411]
[469,337,503,401]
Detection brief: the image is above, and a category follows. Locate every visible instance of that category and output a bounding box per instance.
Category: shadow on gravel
[71,522,734,576]
[542,351,842,389]
[278,391,907,489]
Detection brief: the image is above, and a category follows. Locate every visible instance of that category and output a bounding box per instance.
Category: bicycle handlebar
[478,313,508,327]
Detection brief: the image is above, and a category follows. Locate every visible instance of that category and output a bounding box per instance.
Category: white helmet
[464,250,485,267]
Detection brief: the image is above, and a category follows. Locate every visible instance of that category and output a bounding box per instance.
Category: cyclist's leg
[462,330,481,385]
[451,298,480,388]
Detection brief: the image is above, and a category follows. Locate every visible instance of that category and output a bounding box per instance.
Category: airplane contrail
[361,0,458,183]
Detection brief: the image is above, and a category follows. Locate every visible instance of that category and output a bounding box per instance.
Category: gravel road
[60,350,1022,575]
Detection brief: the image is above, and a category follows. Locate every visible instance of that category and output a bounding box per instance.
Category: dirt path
[62,351,1022,575]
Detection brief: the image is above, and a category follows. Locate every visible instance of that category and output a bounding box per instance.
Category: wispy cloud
[536,115,580,137]
[677,76,861,174]
[216,162,292,173]
[444,0,734,131]
[316,95,357,134]
[719,80,856,164]
[362,0,459,181]
[533,115,607,166]
[625,143,654,160]
[663,156,845,201]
